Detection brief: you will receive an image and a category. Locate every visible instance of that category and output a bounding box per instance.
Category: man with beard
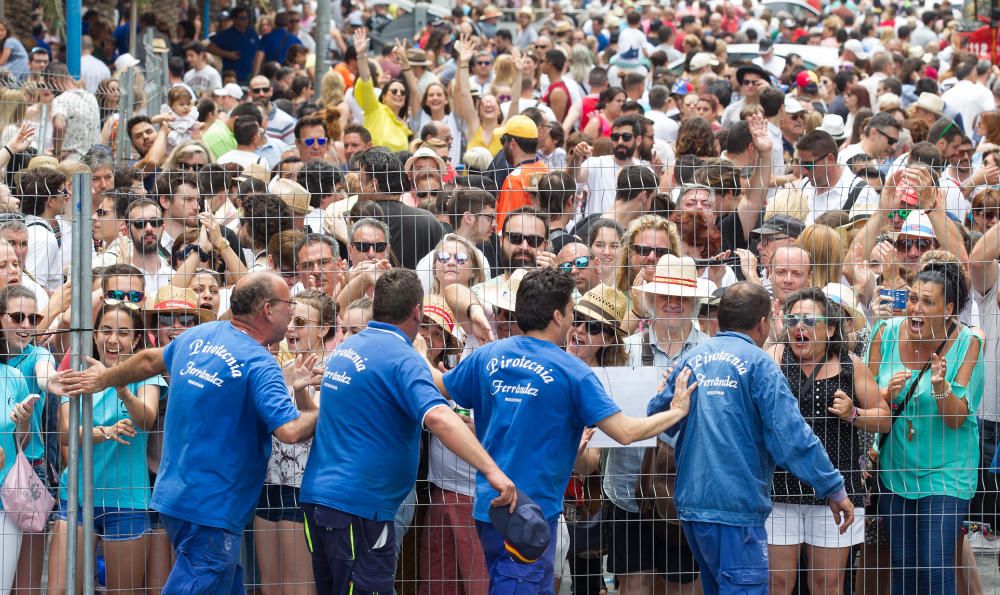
[496,116,547,231]
[575,115,643,216]
[122,198,174,295]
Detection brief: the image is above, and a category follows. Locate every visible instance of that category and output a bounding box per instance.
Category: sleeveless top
[771,347,867,506]
[469,125,502,155]
[543,81,569,108]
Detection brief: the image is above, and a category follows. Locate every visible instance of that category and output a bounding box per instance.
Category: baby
[161,85,200,152]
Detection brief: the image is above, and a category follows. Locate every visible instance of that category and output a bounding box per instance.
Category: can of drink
[454,407,472,417]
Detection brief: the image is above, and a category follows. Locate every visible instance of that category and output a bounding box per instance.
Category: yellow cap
[495,115,538,140]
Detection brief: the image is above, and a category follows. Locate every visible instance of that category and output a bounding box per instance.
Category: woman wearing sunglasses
[351,29,413,152]
[255,289,331,595]
[47,302,167,595]
[0,284,56,593]
[764,287,887,595]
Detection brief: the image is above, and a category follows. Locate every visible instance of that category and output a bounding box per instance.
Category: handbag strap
[877,321,956,452]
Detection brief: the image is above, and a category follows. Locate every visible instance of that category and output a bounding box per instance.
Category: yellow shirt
[468,125,502,155]
[354,78,411,152]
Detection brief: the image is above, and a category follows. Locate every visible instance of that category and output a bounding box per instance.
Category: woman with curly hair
[675,117,719,158]
[615,214,683,335]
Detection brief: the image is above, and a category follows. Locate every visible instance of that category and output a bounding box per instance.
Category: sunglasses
[894,238,935,252]
[250,87,271,94]
[610,132,634,142]
[130,218,163,230]
[799,153,831,169]
[177,161,204,171]
[507,232,546,248]
[783,314,827,328]
[104,297,141,311]
[387,87,406,96]
[876,128,898,146]
[4,312,43,325]
[158,312,198,326]
[888,209,911,220]
[631,244,673,258]
[436,251,470,265]
[857,168,883,180]
[417,189,440,199]
[175,244,211,262]
[292,315,317,327]
[476,60,493,66]
[352,241,388,253]
[573,313,612,335]
[106,289,144,304]
[558,255,591,272]
[304,137,327,146]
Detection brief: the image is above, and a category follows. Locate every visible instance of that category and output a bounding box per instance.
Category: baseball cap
[751,215,806,238]
[213,83,244,100]
[488,489,550,563]
[495,115,538,140]
[895,210,935,239]
[759,38,774,53]
[690,52,719,71]
[784,96,804,115]
[796,70,819,92]
[671,79,693,96]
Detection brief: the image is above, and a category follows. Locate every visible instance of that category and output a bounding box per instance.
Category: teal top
[59,377,168,510]
[8,344,54,460]
[0,364,30,510]
[868,318,983,500]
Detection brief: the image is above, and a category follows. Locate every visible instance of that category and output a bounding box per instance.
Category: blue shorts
[255,483,303,523]
[476,518,559,595]
[160,514,245,595]
[55,501,151,542]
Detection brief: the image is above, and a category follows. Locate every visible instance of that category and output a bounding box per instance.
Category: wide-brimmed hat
[270,177,312,215]
[914,92,944,116]
[818,113,847,141]
[689,52,719,71]
[479,5,503,20]
[144,286,216,325]
[235,162,271,184]
[406,48,431,67]
[477,269,527,312]
[574,284,628,336]
[822,283,867,331]
[405,147,446,178]
[423,294,459,338]
[517,5,533,18]
[640,255,714,298]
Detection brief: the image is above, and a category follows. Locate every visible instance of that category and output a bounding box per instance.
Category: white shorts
[765,502,865,548]
[555,514,571,580]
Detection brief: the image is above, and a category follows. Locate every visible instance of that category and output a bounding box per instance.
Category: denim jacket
[648,331,847,526]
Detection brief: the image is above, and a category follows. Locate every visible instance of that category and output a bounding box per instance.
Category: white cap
[843,39,870,60]
[690,52,720,71]
[784,96,804,114]
[213,83,244,100]
[114,53,140,72]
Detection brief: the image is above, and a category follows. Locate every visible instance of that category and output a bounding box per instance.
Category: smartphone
[21,394,40,408]
[879,288,909,310]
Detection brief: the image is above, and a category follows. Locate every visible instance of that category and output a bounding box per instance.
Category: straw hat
[479,5,503,20]
[423,294,459,338]
[404,147,446,178]
[639,255,714,298]
[575,284,628,336]
[270,177,312,215]
[235,162,271,184]
[476,269,527,312]
[818,113,847,141]
[406,48,432,67]
[822,283,866,331]
[144,286,216,325]
[914,92,944,116]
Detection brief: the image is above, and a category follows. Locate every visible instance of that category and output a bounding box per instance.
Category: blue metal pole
[67,0,82,78]
[203,0,211,40]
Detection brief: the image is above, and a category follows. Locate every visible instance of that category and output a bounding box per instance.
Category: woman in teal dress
[866,261,983,595]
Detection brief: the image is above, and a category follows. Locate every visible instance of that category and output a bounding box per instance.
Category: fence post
[67,0,82,79]
[314,0,331,101]
[116,67,136,162]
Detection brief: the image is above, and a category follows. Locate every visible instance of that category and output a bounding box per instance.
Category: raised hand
[457,33,476,64]
[393,38,410,69]
[353,27,369,55]
[289,353,324,391]
[7,122,35,154]
[930,352,949,396]
[747,113,771,153]
[884,369,913,402]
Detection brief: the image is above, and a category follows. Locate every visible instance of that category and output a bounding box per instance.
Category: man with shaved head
[53,271,318,593]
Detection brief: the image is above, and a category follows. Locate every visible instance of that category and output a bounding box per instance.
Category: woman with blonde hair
[456,34,526,155]
[797,224,847,288]
[492,53,517,90]
[429,233,488,295]
[318,69,350,135]
[569,44,596,87]
[765,187,810,223]
[163,140,211,173]
[0,88,27,144]
[615,215,683,334]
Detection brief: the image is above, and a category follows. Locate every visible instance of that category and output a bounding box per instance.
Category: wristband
[467,302,481,319]
[214,238,230,252]
[1,146,12,159]
[847,406,858,424]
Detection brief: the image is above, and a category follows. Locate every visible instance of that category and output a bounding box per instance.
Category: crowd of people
[1,0,1000,593]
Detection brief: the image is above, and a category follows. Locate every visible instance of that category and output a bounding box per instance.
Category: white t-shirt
[976,280,1000,420]
[24,215,62,292]
[80,54,111,94]
[940,174,971,223]
[218,149,267,170]
[752,54,786,80]
[804,168,879,223]
[183,65,223,96]
[942,80,995,138]
[582,155,636,216]
[616,27,651,63]
[647,109,679,144]
[837,143,868,165]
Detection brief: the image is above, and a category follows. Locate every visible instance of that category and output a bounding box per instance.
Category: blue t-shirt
[443,336,620,522]
[257,28,301,64]
[300,322,449,521]
[152,321,300,533]
[59,377,167,509]
[210,27,259,83]
[2,37,29,79]
[0,364,29,510]
[8,344,54,460]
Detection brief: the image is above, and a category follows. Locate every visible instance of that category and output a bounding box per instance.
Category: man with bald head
[769,245,812,340]
[53,271,318,594]
[558,242,600,295]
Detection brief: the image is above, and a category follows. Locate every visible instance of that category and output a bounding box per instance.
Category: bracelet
[214,238,230,252]
[467,302,481,319]
[1,145,12,159]
[847,406,859,424]
[932,385,952,400]
[97,426,109,439]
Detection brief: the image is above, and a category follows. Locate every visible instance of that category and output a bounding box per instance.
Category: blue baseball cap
[488,489,550,563]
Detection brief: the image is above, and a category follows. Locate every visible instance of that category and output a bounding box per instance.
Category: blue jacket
[648,331,846,526]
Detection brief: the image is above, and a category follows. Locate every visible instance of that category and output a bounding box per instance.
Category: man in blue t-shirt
[300,268,516,594]
[436,268,697,593]
[52,272,318,594]
[207,6,259,83]
[647,282,855,595]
